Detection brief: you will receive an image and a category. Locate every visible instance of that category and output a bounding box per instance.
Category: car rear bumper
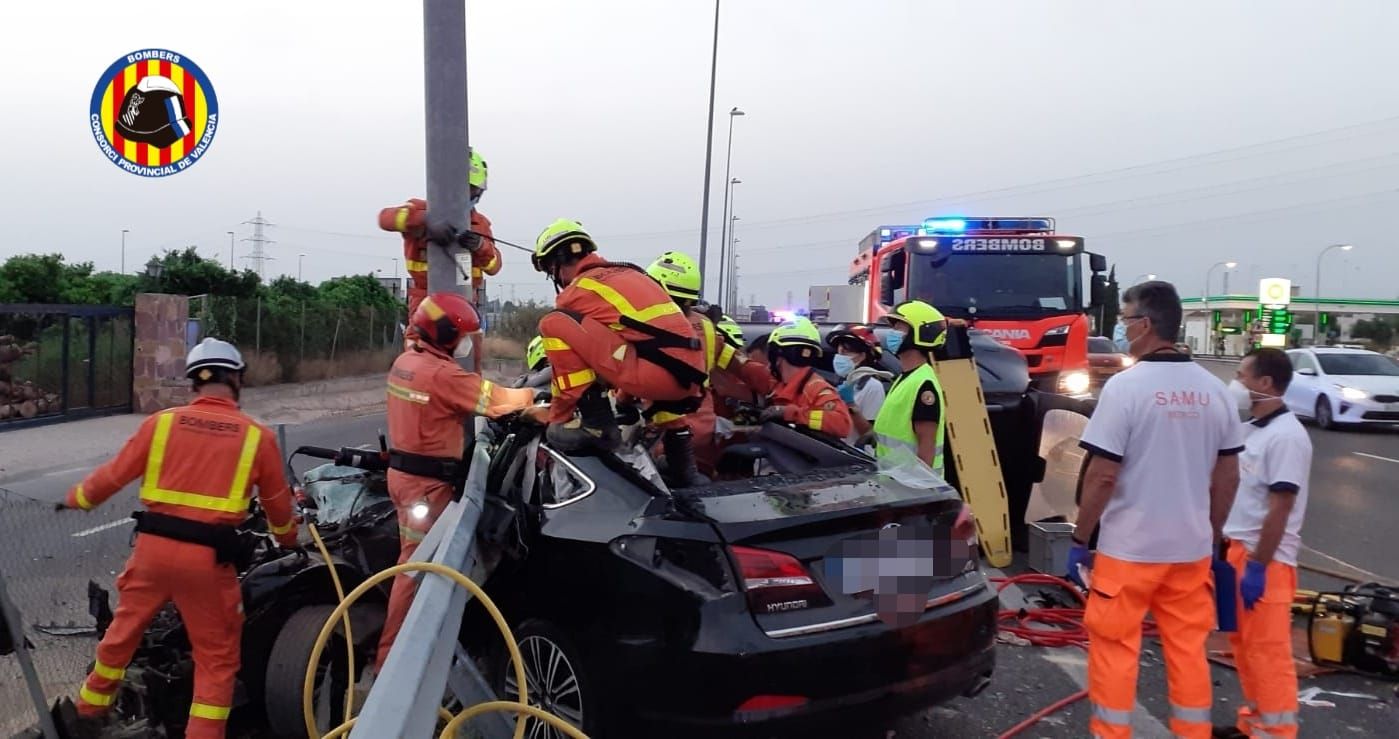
[616,579,999,735]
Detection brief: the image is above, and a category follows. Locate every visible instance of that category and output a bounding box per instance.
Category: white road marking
[71,518,134,538]
[1299,544,1396,583]
[986,567,1173,737]
[1353,451,1399,465]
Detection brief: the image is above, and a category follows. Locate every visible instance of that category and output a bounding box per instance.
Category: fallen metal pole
[0,568,60,739]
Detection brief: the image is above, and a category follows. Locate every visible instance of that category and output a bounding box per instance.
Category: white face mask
[454,335,475,360]
[1228,379,1280,413]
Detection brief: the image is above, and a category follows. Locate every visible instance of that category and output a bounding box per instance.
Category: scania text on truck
[849,217,1108,396]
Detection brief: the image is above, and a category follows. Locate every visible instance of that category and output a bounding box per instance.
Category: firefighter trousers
[1226,540,1299,738]
[1083,553,1214,739]
[538,311,699,424]
[76,534,243,739]
[375,471,454,671]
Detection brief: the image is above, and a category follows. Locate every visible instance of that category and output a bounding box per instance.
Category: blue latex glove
[837,382,856,405]
[1241,559,1267,610]
[1066,543,1094,589]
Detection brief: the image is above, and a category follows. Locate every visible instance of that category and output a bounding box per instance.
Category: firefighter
[645,251,770,483]
[759,318,852,441]
[826,324,892,447]
[58,338,299,739]
[376,292,536,670]
[515,335,554,391]
[531,220,707,452]
[873,301,948,474]
[378,148,502,319]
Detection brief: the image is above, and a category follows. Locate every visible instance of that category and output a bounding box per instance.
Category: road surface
[1,389,1395,737]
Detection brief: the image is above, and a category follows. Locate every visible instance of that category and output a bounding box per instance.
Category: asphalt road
[1,387,1395,738]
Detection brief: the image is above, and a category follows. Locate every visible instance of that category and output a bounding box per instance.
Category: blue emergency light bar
[921,217,1056,234]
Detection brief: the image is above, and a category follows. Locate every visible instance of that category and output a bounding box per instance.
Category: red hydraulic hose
[996,689,1089,739]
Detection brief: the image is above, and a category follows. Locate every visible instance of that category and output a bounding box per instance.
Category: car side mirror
[1296,367,1317,376]
[1088,253,1108,273]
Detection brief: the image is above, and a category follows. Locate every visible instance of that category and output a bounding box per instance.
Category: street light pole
[715,107,744,299]
[121,229,129,274]
[298,253,305,282]
[1314,243,1353,346]
[227,231,235,269]
[1203,260,1237,355]
[717,177,741,308]
[696,0,722,295]
[727,214,740,313]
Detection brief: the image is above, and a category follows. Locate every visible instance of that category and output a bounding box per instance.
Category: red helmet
[411,292,480,352]
[825,324,881,357]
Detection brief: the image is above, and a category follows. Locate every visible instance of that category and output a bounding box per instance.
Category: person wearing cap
[873,301,949,474]
[377,292,536,669]
[58,338,298,739]
[379,148,502,320]
[760,318,852,441]
[826,324,893,447]
[531,220,707,452]
[644,251,772,483]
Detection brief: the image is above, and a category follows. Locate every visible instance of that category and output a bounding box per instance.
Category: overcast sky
[3,0,1397,309]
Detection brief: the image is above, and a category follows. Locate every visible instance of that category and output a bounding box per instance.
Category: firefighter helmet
[768,318,823,367]
[884,300,947,351]
[116,76,192,149]
[525,335,548,372]
[716,315,744,348]
[186,338,245,382]
[645,251,702,302]
[469,149,488,191]
[825,324,882,358]
[533,219,597,274]
[412,292,480,352]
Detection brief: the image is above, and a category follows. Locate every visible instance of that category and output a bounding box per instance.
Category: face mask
[832,354,855,378]
[454,335,475,360]
[1122,317,1151,359]
[1229,378,1279,413]
[882,330,907,356]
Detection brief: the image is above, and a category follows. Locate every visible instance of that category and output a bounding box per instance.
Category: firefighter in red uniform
[759,318,853,441]
[531,220,707,452]
[376,292,535,669]
[644,251,770,481]
[58,338,298,739]
[378,149,501,318]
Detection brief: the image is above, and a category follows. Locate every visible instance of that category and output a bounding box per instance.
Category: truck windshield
[908,252,1080,319]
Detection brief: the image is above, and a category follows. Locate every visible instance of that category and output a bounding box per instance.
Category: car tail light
[731,545,828,614]
[734,694,809,718]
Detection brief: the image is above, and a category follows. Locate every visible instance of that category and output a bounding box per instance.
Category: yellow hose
[438,701,591,739]
[319,707,456,739]
[304,523,357,736]
[302,561,537,739]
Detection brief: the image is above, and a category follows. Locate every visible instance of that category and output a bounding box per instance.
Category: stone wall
[132,293,190,413]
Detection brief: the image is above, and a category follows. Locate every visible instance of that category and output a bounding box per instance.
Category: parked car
[1284,347,1399,429]
[1086,336,1133,387]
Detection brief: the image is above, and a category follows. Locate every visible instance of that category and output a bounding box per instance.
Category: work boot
[546,386,620,453]
[661,428,707,488]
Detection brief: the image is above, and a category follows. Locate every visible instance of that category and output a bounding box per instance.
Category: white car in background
[1285,347,1399,429]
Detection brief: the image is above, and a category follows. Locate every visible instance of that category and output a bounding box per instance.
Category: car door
[1285,350,1321,416]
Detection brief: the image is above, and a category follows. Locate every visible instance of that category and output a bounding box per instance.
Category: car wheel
[1315,396,1336,430]
[496,618,600,738]
[264,604,382,738]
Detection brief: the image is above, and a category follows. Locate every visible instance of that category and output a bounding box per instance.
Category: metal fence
[0,305,134,429]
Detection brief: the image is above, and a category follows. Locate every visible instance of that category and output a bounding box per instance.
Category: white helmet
[186,337,245,380]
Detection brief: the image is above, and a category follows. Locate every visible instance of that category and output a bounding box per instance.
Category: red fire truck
[849,217,1108,396]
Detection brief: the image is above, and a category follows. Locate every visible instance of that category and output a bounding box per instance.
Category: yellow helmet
[769,317,823,366]
[525,335,547,371]
[645,251,701,302]
[533,218,597,273]
[884,300,948,350]
[716,315,744,347]
[468,149,488,191]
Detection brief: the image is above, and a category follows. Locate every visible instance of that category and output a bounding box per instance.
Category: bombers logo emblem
[89,49,219,177]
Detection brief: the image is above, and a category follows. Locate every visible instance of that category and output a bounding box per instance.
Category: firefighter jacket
[769,367,853,439]
[386,342,535,459]
[378,199,502,314]
[65,396,298,546]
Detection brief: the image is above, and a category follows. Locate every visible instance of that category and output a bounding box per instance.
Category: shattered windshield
[303,464,390,525]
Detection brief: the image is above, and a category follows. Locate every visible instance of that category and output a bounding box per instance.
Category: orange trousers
[538,311,698,424]
[76,535,242,739]
[1084,553,1214,738]
[375,471,454,670]
[1226,540,1299,738]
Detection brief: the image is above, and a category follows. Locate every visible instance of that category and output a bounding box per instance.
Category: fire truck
[849,217,1108,396]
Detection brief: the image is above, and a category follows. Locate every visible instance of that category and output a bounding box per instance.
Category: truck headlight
[1339,386,1368,401]
[1059,370,1091,395]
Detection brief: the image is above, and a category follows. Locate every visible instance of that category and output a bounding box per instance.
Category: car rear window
[1088,337,1117,353]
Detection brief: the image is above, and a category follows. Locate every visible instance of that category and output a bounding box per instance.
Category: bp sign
[1259,277,1291,307]
[1254,277,1294,347]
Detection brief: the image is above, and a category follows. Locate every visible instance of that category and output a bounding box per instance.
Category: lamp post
[298,253,306,282]
[696,0,723,295]
[715,107,745,298]
[727,216,740,313]
[1203,260,1237,355]
[121,229,129,274]
[717,177,741,308]
[1314,243,1353,346]
[227,231,235,269]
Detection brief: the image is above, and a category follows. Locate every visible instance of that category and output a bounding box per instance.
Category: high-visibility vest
[139,412,263,516]
[873,362,946,474]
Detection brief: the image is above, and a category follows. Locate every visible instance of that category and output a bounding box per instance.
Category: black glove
[533,389,551,403]
[425,221,459,247]
[759,405,787,424]
[615,403,642,426]
[457,229,483,253]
